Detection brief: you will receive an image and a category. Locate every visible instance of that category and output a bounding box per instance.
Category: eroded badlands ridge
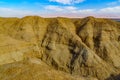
[0,16,120,80]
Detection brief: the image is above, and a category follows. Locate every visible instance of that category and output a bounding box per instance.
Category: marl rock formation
[0,16,120,80]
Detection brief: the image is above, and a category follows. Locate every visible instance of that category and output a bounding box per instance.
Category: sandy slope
[0,16,120,80]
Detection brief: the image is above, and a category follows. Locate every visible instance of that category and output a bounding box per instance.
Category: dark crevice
[93,35,101,48]
[118,36,120,41]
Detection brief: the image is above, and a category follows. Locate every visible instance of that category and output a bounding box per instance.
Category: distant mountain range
[110,18,120,22]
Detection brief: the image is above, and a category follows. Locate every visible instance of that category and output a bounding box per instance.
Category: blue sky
[0,0,120,18]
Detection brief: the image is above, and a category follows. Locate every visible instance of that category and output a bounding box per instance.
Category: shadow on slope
[106,74,120,80]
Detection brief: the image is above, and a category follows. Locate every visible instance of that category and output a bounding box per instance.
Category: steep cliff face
[0,16,120,80]
[75,17,120,68]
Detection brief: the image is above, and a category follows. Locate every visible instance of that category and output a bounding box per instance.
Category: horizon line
[0,15,120,19]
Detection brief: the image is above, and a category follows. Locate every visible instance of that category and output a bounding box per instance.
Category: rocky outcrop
[0,16,120,80]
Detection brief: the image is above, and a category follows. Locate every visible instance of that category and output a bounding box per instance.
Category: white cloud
[45,5,63,11]
[107,2,117,5]
[100,6,120,13]
[45,5,120,18]
[78,9,95,13]
[45,5,94,14]
[0,5,120,18]
[0,7,40,17]
[45,5,78,12]
[107,0,120,5]
[49,0,85,4]
[64,6,77,10]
